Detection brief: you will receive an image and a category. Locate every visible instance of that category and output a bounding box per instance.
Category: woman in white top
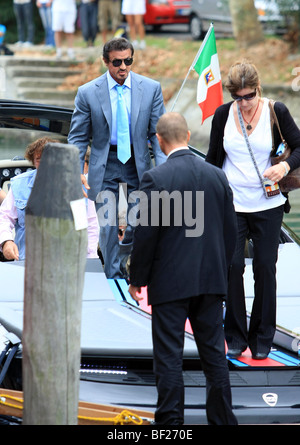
[121,0,146,50]
[206,60,300,360]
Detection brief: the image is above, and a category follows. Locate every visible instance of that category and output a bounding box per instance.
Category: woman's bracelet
[280,161,289,177]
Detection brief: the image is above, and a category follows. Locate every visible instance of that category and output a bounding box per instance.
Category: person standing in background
[98,0,121,43]
[52,0,77,60]
[36,0,55,48]
[13,0,35,47]
[79,0,98,47]
[121,0,146,49]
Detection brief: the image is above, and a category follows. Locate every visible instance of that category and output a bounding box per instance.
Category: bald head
[156,112,190,154]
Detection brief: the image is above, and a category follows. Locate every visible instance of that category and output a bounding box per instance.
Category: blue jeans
[13,2,34,43]
[38,4,55,46]
[79,2,98,43]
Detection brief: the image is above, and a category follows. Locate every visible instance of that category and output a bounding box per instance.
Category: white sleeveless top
[222,98,286,212]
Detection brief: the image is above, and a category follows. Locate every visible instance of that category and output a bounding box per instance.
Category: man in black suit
[128,112,238,425]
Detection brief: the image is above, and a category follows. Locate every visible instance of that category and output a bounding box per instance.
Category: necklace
[241,101,260,130]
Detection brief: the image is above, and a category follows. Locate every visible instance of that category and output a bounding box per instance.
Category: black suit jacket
[129,149,237,306]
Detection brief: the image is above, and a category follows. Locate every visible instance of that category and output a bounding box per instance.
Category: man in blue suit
[68,37,166,278]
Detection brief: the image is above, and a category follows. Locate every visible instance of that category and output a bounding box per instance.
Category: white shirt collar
[107,71,131,90]
[167,146,189,158]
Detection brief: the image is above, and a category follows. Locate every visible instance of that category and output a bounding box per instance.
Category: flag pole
[169,23,214,112]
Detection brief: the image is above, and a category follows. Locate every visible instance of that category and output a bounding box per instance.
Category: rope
[0,394,144,425]
[78,409,144,425]
[0,393,23,411]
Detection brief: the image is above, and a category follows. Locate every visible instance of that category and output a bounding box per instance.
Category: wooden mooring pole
[23,143,88,425]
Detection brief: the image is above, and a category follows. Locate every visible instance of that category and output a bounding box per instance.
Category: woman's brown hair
[225,60,262,96]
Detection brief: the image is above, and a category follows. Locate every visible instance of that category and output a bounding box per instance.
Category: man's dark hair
[102,37,134,62]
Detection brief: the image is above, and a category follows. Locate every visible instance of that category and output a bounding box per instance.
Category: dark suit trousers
[225,205,284,355]
[152,294,237,425]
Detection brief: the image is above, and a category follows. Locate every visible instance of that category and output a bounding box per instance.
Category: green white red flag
[193,25,223,123]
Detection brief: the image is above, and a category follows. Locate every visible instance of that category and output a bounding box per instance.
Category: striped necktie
[116,84,131,164]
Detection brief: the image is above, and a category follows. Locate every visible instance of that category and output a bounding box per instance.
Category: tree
[229,0,264,47]
[277,0,300,51]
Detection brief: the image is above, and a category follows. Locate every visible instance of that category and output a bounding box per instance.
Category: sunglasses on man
[231,91,256,101]
[109,58,133,67]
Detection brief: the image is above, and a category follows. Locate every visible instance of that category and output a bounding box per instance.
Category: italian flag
[193,25,223,123]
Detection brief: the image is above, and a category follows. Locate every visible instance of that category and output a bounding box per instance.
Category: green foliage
[272,0,300,25]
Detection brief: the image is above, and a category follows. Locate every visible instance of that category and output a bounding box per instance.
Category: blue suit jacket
[68,71,166,200]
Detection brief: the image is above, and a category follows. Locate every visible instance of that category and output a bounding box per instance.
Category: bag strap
[268,99,287,145]
[237,103,265,188]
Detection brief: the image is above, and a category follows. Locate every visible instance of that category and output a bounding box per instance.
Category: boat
[0,99,300,425]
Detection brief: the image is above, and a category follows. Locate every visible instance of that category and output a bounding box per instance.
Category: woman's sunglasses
[231,91,256,101]
[109,58,133,67]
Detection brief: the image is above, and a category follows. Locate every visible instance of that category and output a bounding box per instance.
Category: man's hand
[2,240,19,261]
[128,284,143,302]
[81,174,90,198]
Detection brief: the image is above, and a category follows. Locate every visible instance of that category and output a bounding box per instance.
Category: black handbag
[269,100,300,193]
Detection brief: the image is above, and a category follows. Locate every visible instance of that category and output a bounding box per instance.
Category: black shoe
[252,352,268,360]
[227,348,243,358]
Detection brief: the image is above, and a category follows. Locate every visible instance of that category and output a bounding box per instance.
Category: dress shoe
[227,348,243,358]
[252,352,268,360]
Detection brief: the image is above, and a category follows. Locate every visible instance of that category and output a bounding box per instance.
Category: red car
[144,0,191,27]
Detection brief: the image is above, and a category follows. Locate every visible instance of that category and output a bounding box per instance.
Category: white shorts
[52,10,77,33]
[121,0,146,15]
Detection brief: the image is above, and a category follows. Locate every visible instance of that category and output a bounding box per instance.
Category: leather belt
[110,144,134,154]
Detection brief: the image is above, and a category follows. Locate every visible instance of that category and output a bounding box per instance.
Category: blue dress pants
[95,151,139,279]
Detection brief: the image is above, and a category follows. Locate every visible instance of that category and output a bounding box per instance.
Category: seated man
[0,137,99,261]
